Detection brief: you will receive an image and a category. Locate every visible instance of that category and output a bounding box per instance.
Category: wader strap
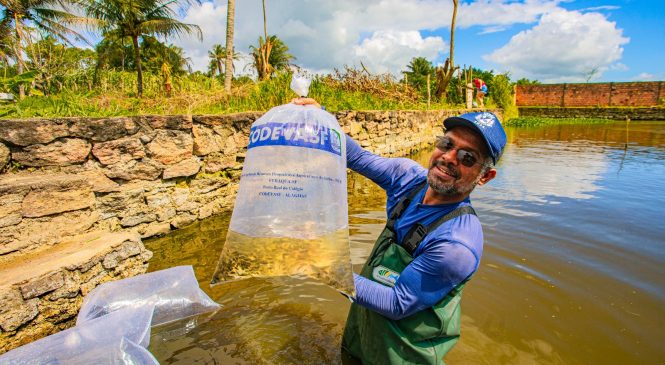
[386,182,427,231]
[402,206,477,256]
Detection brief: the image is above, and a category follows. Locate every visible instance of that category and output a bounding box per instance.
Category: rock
[0,210,100,259]
[192,124,224,156]
[0,119,69,146]
[349,121,363,136]
[91,137,146,165]
[146,130,193,165]
[0,142,10,171]
[139,222,171,238]
[156,207,176,222]
[104,159,162,181]
[101,240,143,269]
[170,213,197,229]
[146,192,172,208]
[38,296,82,324]
[48,272,81,300]
[96,184,145,219]
[162,157,201,179]
[204,152,235,173]
[120,212,157,228]
[77,170,119,193]
[22,187,95,218]
[0,194,22,228]
[0,295,39,332]
[12,138,91,167]
[141,115,192,130]
[68,117,138,142]
[190,176,229,195]
[19,271,65,299]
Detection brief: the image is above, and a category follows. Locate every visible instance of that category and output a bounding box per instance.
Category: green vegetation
[505,117,619,127]
[0,0,524,119]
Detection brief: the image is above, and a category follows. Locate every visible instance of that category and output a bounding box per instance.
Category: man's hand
[292,97,322,109]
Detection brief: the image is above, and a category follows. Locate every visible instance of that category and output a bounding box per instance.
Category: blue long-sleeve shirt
[347,135,484,320]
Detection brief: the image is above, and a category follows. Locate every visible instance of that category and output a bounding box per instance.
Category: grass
[0,71,463,119]
[504,116,623,127]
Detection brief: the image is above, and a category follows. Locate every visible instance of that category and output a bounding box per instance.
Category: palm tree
[249,35,294,81]
[0,0,89,98]
[208,44,225,78]
[404,57,435,98]
[84,0,202,97]
[223,0,234,91]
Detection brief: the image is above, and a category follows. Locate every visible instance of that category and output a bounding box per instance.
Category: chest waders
[342,183,477,365]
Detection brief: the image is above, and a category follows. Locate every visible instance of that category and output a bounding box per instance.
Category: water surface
[146,120,665,364]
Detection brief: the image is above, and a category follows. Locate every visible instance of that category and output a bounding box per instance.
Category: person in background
[293,98,507,365]
[473,78,488,108]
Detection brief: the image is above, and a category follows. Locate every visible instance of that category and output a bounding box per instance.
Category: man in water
[293,99,506,364]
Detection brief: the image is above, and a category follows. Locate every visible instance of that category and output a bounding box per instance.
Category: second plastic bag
[0,307,155,365]
[212,103,355,296]
[77,265,220,326]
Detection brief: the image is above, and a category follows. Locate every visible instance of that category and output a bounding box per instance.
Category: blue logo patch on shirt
[248,122,342,156]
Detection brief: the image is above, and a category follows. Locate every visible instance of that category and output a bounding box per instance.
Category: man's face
[427,126,495,198]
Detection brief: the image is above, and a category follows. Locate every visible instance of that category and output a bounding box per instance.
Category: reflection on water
[146,121,665,364]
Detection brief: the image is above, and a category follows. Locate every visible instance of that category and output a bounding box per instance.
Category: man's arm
[353,238,478,321]
[346,135,424,196]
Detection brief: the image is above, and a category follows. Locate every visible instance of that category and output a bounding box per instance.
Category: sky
[169,0,664,83]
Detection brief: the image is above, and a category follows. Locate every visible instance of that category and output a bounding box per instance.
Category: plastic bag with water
[0,307,156,364]
[212,83,355,296]
[77,265,220,326]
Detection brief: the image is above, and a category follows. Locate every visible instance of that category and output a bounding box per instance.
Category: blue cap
[443,112,507,165]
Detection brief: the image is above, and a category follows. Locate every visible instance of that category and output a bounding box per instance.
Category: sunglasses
[435,136,482,168]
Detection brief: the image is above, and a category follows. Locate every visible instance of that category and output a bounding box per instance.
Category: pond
[145,120,665,365]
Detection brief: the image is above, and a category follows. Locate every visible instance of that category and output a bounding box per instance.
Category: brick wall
[516,82,664,107]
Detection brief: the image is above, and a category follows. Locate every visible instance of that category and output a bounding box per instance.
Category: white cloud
[610,62,629,71]
[353,31,445,74]
[479,25,508,35]
[484,9,629,82]
[171,0,568,76]
[581,5,620,12]
[633,73,655,81]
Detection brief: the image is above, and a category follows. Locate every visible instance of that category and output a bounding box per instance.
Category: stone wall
[0,108,499,265]
[516,81,665,107]
[0,231,151,353]
[517,106,665,120]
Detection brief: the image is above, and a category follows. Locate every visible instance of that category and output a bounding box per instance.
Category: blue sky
[172,0,663,83]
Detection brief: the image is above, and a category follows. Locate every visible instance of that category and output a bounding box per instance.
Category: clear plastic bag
[212,102,355,296]
[0,307,154,364]
[290,74,311,97]
[77,265,220,326]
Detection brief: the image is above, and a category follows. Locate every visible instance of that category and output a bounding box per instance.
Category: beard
[427,160,482,197]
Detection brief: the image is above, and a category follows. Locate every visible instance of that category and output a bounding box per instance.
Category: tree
[515,78,540,85]
[96,35,191,76]
[0,0,89,98]
[27,36,95,94]
[250,35,294,80]
[84,0,202,97]
[249,0,294,81]
[223,0,234,91]
[435,0,459,101]
[208,44,227,78]
[403,57,435,99]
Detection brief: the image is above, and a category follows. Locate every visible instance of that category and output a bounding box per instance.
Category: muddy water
[145,121,665,364]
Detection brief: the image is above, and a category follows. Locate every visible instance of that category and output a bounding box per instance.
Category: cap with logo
[443,112,507,165]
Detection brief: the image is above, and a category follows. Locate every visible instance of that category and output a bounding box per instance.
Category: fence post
[561,83,567,107]
[608,82,613,106]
